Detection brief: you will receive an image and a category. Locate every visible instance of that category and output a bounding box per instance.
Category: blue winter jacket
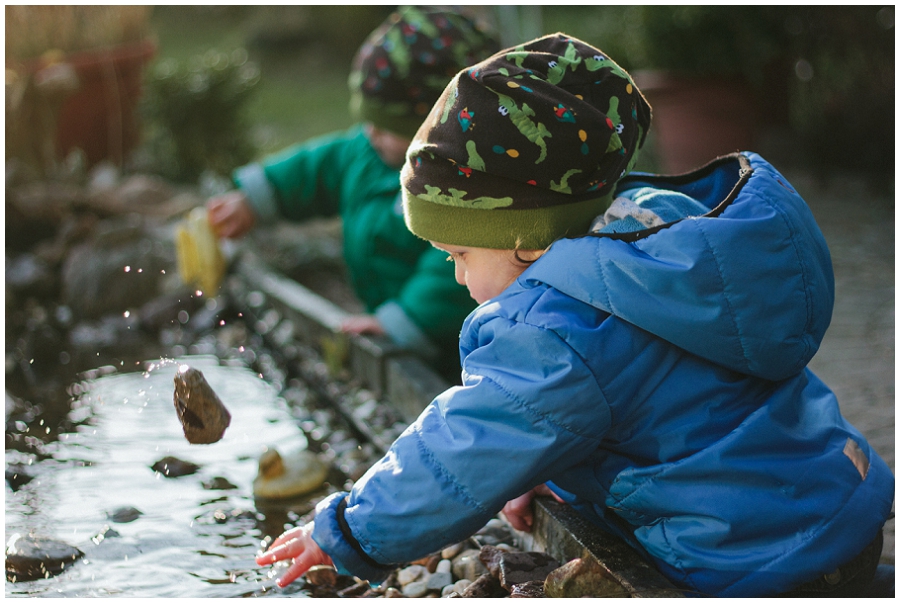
[312,152,894,596]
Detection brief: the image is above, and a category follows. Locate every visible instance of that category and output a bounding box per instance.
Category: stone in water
[252,447,328,499]
[173,366,231,444]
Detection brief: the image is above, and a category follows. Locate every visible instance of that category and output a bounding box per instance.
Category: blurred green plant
[546,6,894,175]
[139,48,260,183]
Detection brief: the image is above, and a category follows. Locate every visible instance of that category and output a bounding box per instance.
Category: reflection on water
[6,355,318,597]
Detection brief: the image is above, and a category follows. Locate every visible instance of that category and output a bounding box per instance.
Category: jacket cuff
[232,163,279,224]
[375,301,438,359]
[311,492,393,584]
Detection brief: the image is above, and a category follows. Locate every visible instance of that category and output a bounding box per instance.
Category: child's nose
[454,264,466,287]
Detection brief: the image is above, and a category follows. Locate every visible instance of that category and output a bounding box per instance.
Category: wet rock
[509,579,546,597]
[151,455,200,477]
[479,545,560,591]
[451,548,487,582]
[460,573,507,598]
[252,446,328,499]
[212,508,256,524]
[90,525,120,545]
[202,476,238,490]
[173,365,231,444]
[304,564,339,587]
[337,580,371,597]
[6,254,57,299]
[543,556,627,598]
[107,506,142,523]
[5,463,35,491]
[5,533,84,582]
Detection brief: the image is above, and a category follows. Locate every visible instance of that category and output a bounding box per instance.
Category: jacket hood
[522,152,835,381]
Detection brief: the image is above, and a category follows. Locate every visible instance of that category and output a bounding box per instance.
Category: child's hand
[256,522,333,588]
[502,484,565,532]
[340,314,386,336]
[207,191,256,239]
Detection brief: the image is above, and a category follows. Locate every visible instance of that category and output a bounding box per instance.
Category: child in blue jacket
[256,34,894,597]
[207,7,498,371]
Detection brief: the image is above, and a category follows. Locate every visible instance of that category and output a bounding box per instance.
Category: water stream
[6,354,324,597]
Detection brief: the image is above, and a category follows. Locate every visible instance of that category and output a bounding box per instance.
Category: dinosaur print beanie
[401,33,652,250]
[349,6,500,140]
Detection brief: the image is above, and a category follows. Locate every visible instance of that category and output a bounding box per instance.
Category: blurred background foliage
[6,6,894,183]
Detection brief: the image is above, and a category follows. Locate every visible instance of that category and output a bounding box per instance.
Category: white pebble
[436,559,452,575]
[402,580,429,597]
[398,564,427,586]
[441,542,465,559]
[426,571,453,591]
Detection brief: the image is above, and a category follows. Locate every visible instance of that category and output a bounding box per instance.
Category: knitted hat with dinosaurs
[401,33,652,249]
[349,6,499,140]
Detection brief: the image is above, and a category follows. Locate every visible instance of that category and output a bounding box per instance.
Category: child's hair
[401,33,652,250]
[348,6,500,140]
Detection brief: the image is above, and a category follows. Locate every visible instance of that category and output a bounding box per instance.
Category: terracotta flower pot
[51,39,156,167]
[633,70,759,174]
[8,39,157,169]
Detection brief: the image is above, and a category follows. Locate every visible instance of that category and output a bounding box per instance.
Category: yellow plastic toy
[175,207,226,295]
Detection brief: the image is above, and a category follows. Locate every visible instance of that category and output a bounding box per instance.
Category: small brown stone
[173,366,231,444]
[304,564,338,587]
[543,556,628,598]
[460,573,507,598]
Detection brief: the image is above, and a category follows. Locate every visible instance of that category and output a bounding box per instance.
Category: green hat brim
[403,190,614,250]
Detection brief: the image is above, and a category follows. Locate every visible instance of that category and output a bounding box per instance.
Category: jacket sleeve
[232,125,366,224]
[375,246,476,354]
[312,315,611,581]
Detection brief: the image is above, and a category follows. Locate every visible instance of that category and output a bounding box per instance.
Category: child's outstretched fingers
[275,545,333,588]
[256,522,333,588]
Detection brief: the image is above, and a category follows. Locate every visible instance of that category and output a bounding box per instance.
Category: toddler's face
[364,123,412,168]
[431,242,544,304]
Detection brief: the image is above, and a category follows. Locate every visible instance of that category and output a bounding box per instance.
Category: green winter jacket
[233,123,475,368]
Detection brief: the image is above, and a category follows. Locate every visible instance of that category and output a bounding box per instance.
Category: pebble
[150,456,199,478]
[450,549,487,583]
[107,506,142,523]
[402,580,429,597]
[441,578,471,597]
[441,542,465,559]
[435,559,451,575]
[425,570,453,591]
[305,564,339,587]
[397,564,426,586]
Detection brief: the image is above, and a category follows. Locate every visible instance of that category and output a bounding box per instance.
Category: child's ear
[515,249,545,264]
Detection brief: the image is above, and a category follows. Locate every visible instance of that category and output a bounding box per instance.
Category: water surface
[6,355,316,597]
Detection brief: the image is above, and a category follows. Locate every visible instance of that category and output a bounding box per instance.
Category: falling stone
[173,365,231,444]
[5,534,84,582]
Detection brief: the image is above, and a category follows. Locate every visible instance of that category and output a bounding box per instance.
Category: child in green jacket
[207,6,498,371]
